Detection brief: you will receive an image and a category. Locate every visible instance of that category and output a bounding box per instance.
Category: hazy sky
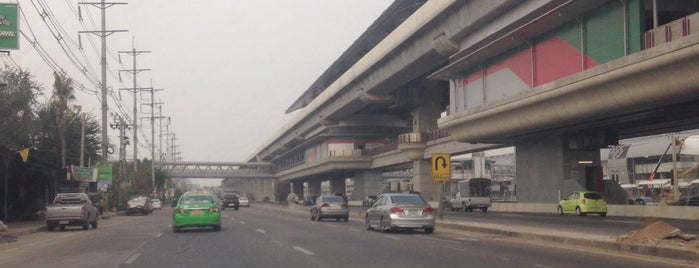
[14,0,393,164]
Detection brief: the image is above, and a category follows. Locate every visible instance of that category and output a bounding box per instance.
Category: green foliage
[0,66,42,149]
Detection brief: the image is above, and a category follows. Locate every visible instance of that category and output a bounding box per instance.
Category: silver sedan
[365,193,435,233]
[310,195,349,222]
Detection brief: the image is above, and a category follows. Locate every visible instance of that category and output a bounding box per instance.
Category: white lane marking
[155,232,163,238]
[124,253,141,264]
[454,237,479,242]
[415,235,459,244]
[257,229,266,234]
[534,264,552,268]
[240,221,246,225]
[382,235,400,240]
[293,246,315,256]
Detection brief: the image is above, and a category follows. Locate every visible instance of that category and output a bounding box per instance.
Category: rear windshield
[181,195,213,204]
[390,195,426,204]
[56,198,83,204]
[321,196,344,203]
[224,195,237,199]
[584,192,603,199]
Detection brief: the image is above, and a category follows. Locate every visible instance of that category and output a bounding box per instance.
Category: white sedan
[151,199,162,210]
[239,197,250,207]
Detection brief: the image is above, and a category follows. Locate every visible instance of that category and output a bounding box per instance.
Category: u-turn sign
[431,153,451,182]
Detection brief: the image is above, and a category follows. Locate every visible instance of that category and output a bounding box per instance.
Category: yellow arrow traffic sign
[431,153,451,182]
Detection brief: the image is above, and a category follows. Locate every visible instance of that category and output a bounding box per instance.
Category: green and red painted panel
[456,0,643,96]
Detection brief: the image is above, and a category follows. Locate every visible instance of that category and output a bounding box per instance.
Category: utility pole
[143,86,164,191]
[118,42,150,172]
[78,0,127,165]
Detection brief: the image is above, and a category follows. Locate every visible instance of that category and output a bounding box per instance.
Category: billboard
[0,3,17,50]
[97,165,113,192]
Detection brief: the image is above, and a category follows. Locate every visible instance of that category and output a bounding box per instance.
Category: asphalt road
[0,205,694,268]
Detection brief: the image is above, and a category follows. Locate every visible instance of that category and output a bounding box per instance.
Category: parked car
[126,196,153,215]
[45,193,99,231]
[558,191,607,217]
[151,199,163,210]
[172,193,221,232]
[671,194,699,206]
[287,193,299,204]
[239,196,250,207]
[365,193,435,233]
[222,194,239,210]
[310,195,349,222]
[634,196,657,205]
[302,195,317,206]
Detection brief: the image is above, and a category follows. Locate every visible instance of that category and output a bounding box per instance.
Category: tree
[0,66,42,149]
[51,72,76,168]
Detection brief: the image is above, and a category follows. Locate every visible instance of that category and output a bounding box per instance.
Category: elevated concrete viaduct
[244,0,699,205]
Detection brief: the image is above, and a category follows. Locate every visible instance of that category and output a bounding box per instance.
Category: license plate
[59,220,69,225]
[191,210,202,215]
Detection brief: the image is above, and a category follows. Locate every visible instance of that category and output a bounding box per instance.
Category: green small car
[558,191,607,217]
[172,193,221,232]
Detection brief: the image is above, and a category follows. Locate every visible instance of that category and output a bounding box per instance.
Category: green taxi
[172,193,221,232]
[558,191,607,217]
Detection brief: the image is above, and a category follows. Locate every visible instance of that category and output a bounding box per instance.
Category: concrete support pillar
[413,159,438,202]
[329,178,346,195]
[515,134,602,203]
[410,90,441,133]
[472,152,486,178]
[263,179,275,202]
[307,180,321,197]
[276,181,290,202]
[352,170,383,199]
[292,182,304,200]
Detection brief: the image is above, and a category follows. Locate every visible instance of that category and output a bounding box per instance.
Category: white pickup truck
[449,178,492,213]
[45,193,99,231]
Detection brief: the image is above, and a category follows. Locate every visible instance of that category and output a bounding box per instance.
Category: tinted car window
[181,195,213,204]
[584,193,603,199]
[390,195,426,204]
[321,196,345,203]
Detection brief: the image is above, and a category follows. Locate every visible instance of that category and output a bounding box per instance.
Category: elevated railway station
[170,1,699,209]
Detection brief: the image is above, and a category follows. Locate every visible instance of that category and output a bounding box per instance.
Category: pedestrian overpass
[159,161,275,179]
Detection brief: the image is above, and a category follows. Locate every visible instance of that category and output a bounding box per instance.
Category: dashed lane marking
[124,253,141,264]
[257,229,266,234]
[381,235,400,240]
[293,246,315,256]
[415,234,459,244]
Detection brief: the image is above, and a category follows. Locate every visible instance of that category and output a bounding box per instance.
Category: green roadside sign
[0,4,18,50]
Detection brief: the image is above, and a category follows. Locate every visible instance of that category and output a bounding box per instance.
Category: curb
[436,221,699,263]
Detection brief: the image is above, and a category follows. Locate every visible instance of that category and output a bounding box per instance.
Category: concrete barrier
[491,202,699,220]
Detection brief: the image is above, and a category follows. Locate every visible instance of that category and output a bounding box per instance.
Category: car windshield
[390,195,425,204]
[583,193,603,199]
[181,196,213,204]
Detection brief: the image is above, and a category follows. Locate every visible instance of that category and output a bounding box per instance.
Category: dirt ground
[617,220,699,250]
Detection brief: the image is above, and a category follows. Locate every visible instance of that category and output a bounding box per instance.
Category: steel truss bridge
[159,161,276,179]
